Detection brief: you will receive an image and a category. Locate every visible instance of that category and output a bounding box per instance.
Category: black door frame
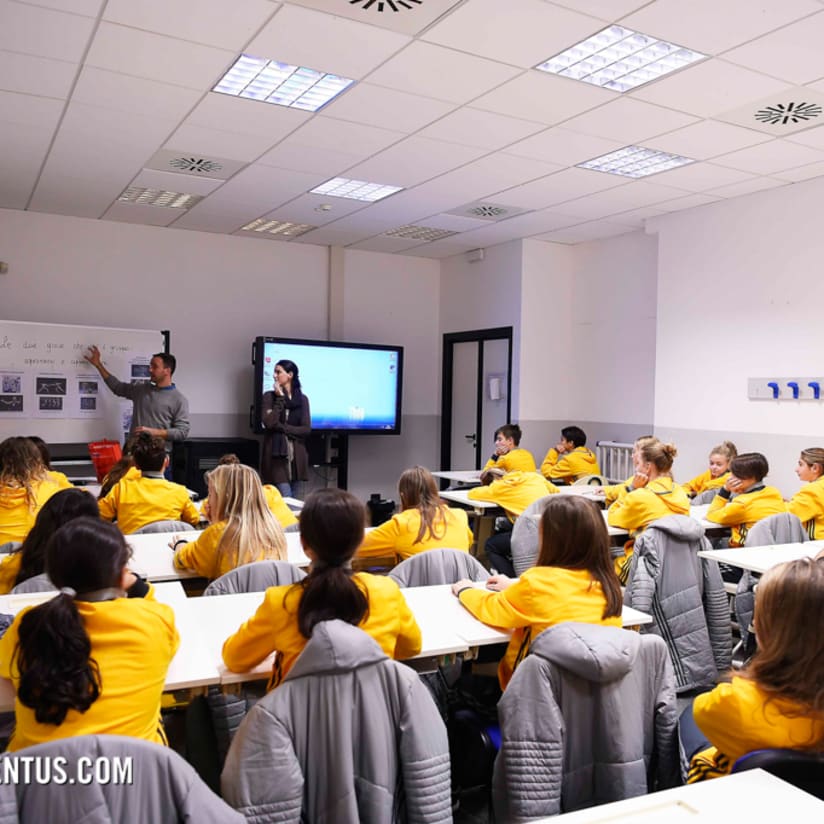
[440,326,513,471]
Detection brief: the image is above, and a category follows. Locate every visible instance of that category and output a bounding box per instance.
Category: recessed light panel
[213,54,354,112]
[117,187,202,208]
[577,146,695,178]
[310,177,403,202]
[384,225,458,241]
[536,26,706,92]
[239,219,316,238]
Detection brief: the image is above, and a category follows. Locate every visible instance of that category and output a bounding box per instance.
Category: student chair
[203,559,306,596]
[388,548,487,587]
[0,734,244,822]
[133,520,196,534]
[509,494,555,576]
[691,489,719,505]
[732,749,824,800]
[11,573,55,594]
[0,541,19,555]
[573,474,604,486]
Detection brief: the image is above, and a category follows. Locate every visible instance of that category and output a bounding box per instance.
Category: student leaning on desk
[787,447,824,540]
[540,425,601,484]
[482,424,536,473]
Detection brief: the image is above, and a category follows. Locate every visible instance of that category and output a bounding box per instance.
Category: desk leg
[472,513,496,565]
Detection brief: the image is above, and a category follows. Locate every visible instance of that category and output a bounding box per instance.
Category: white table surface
[438,487,501,511]
[431,470,483,486]
[698,541,823,574]
[546,769,824,822]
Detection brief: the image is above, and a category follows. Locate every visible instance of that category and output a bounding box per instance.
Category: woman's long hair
[276,359,302,394]
[537,496,622,620]
[0,437,47,509]
[13,488,100,586]
[398,466,450,544]
[294,488,369,638]
[14,518,130,725]
[208,464,286,567]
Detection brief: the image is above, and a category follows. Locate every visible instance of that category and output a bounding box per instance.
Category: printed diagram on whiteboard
[0,373,24,414]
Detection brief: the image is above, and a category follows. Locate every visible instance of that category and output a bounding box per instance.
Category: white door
[480,337,510,458]
[450,341,479,469]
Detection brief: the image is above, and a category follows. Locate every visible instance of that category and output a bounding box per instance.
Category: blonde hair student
[173,463,286,579]
[357,466,473,560]
[788,447,824,540]
[222,488,422,689]
[0,518,179,752]
[600,435,659,506]
[685,557,824,781]
[452,495,623,690]
[682,441,738,498]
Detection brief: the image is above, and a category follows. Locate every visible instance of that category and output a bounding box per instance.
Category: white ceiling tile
[457,209,583,244]
[647,161,755,192]
[786,124,824,151]
[344,136,487,188]
[0,0,96,62]
[320,83,455,133]
[773,161,824,182]
[548,0,651,19]
[535,220,636,244]
[103,0,276,50]
[257,194,367,226]
[101,201,184,227]
[645,120,771,159]
[348,235,427,254]
[145,149,246,179]
[506,126,625,166]
[127,169,225,196]
[622,0,821,55]
[290,226,368,247]
[165,123,285,162]
[556,179,693,219]
[86,22,235,90]
[417,107,545,151]
[423,0,602,68]
[0,122,53,208]
[186,92,310,137]
[723,12,824,85]
[561,97,700,144]
[0,90,64,129]
[247,4,409,80]
[713,87,824,136]
[631,59,792,118]
[288,116,404,156]
[208,164,323,210]
[473,71,615,124]
[653,192,722,211]
[171,200,263,233]
[29,171,127,218]
[367,41,520,104]
[58,100,178,151]
[0,50,76,98]
[715,139,824,174]
[424,214,490,231]
[399,238,480,259]
[708,177,789,197]
[258,142,364,177]
[13,0,103,16]
[493,167,625,209]
[606,205,668,226]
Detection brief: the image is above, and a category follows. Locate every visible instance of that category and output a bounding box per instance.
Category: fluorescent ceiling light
[213,54,353,111]
[577,146,694,178]
[384,225,458,241]
[239,219,316,238]
[536,25,706,92]
[310,177,403,202]
[117,187,202,208]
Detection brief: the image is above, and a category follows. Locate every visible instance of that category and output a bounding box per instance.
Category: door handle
[464,434,476,443]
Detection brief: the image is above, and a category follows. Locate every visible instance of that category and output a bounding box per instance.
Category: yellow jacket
[173,521,233,580]
[222,572,422,689]
[468,471,558,521]
[0,594,179,752]
[787,476,824,540]
[263,485,299,529]
[602,475,634,507]
[607,476,690,534]
[540,447,601,484]
[483,448,537,474]
[682,469,730,496]
[98,473,200,534]
[358,506,473,560]
[0,552,22,594]
[689,677,824,782]
[0,478,62,545]
[706,485,787,546]
[48,470,73,490]
[458,567,621,689]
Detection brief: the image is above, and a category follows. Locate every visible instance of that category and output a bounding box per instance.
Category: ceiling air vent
[717,88,824,136]
[168,157,224,174]
[445,201,529,222]
[145,149,246,180]
[754,102,822,126]
[348,0,423,11]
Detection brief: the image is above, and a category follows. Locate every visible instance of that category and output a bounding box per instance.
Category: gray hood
[285,619,387,680]
[646,514,704,542]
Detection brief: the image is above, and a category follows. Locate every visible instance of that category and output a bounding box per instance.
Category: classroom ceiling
[4,0,824,256]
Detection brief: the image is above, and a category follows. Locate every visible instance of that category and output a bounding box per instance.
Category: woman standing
[261,360,311,498]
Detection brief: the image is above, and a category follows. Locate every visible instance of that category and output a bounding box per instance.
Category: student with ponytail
[788,447,824,540]
[222,488,421,689]
[0,518,179,751]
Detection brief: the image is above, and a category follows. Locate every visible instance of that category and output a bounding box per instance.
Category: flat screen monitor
[252,337,403,434]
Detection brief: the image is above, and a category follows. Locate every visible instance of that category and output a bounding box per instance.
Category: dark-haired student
[540,425,601,484]
[482,424,536,474]
[222,489,421,689]
[0,518,179,751]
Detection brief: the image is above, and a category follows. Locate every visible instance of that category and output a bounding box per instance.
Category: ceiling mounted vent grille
[348,0,424,11]
[145,149,245,180]
[469,205,507,218]
[169,157,224,174]
[445,201,529,222]
[717,88,824,136]
[754,102,822,126]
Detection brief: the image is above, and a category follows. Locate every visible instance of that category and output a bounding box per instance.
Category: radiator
[596,441,634,484]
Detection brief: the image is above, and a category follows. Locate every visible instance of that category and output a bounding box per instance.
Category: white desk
[282,496,304,510]
[439,488,500,512]
[431,470,483,487]
[546,769,824,822]
[603,506,722,540]
[698,541,823,575]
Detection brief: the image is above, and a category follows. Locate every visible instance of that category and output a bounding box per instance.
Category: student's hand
[630,471,649,489]
[122,570,138,590]
[451,579,475,596]
[495,444,509,456]
[486,574,512,591]
[135,426,164,437]
[725,477,745,494]
[555,441,567,453]
[84,345,102,368]
[169,535,189,551]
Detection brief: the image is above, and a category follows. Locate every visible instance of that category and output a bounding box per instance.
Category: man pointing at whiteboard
[84,346,190,447]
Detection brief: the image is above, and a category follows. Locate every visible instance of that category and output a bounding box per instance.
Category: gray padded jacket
[624,515,731,693]
[493,623,682,822]
[221,619,452,823]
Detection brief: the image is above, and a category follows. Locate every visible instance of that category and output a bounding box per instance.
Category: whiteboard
[0,320,166,444]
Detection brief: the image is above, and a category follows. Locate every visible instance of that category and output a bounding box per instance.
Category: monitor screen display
[252,337,403,434]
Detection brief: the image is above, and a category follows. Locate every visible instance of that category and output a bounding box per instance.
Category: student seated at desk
[357,466,472,561]
[0,518,179,752]
[173,463,286,580]
[0,436,62,545]
[682,557,824,782]
[482,424,536,474]
[451,495,622,690]
[540,425,601,484]
[0,487,99,594]
[787,447,824,540]
[682,441,737,498]
[706,453,786,546]
[98,436,139,500]
[27,436,73,490]
[98,433,200,534]
[607,440,690,581]
[222,488,421,689]
[599,435,658,506]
